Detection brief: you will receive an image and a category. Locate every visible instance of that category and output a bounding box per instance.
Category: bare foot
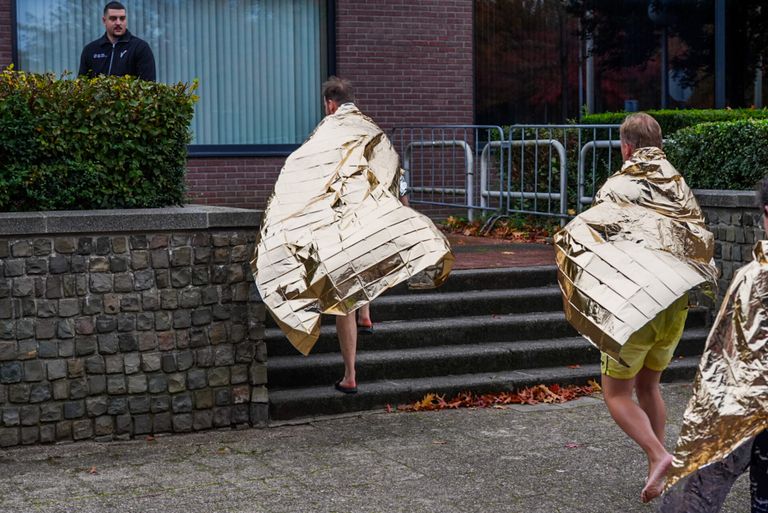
[641,452,673,503]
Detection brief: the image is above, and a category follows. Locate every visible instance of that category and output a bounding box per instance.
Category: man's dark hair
[322,76,355,104]
[104,1,126,14]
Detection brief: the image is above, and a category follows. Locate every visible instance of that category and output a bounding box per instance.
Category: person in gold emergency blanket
[554,112,717,503]
[659,177,768,513]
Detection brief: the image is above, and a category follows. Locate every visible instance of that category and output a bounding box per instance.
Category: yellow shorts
[601,293,689,380]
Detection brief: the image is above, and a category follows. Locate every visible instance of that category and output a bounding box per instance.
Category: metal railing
[392,126,504,221]
[480,139,567,218]
[577,139,621,212]
[403,140,474,219]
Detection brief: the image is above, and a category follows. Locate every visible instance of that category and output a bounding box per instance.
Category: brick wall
[0,0,11,68]
[335,0,474,129]
[186,158,284,209]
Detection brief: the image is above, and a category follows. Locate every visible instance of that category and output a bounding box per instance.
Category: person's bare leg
[357,303,372,328]
[336,313,357,388]
[602,374,672,503]
[635,367,666,443]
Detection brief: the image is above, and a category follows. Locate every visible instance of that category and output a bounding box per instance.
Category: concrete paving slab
[0,383,749,513]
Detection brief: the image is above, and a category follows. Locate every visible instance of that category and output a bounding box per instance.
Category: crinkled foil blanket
[662,240,768,498]
[251,104,453,355]
[553,147,717,365]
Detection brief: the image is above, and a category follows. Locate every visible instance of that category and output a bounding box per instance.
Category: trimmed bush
[665,119,768,190]
[0,68,198,211]
[581,109,768,135]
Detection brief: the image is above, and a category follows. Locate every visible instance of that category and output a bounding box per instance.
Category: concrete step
[267,311,576,356]
[376,266,558,295]
[267,327,708,389]
[268,355,701,421]
[264,286,565,328]
[265,307,709,356]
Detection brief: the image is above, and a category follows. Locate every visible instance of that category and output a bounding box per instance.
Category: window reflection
[475,0,768,125]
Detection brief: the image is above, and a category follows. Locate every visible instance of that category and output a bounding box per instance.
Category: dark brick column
[0,0,12,68]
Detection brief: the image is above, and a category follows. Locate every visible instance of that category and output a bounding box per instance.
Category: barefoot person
[554,113,717,502]
[251,76,453,394]
[660,178,768,513]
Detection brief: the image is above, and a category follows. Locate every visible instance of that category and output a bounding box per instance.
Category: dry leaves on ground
[441,216,554,243]
[392,381,602,413]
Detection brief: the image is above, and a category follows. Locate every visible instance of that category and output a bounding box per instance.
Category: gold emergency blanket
[665,240,768,490]
[554,147,717,365]
[251,104,453,355]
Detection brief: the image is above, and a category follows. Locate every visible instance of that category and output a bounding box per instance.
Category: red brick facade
[335,0,474,129]
[185,157,284,209]
[1,0,474,211]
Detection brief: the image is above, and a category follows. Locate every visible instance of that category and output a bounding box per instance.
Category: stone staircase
[266,266,709,421]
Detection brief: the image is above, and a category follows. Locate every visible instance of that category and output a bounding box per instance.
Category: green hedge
[581,109,768,136]
[0,68,198,211]
[665,119,768,190]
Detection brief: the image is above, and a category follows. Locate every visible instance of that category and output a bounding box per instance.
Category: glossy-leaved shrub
[665,119,768,190]
[581,108,768,135]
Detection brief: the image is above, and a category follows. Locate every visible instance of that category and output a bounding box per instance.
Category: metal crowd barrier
[577,139,621,212]
[403,140,474,219]
[479,139,567,218]
[391,124,623,222]
[392,126,504,221]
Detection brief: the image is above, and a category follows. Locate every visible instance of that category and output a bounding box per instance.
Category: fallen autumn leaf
[395,382,601,412]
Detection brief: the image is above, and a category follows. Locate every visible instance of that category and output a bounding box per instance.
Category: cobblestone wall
[0,207,265,446]
[696,190,763,299]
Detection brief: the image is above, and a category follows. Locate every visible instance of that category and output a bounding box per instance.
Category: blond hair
[620,112,663,149]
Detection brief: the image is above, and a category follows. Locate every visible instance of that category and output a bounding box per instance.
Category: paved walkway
[446,234,555,269]
[0,384,748,513]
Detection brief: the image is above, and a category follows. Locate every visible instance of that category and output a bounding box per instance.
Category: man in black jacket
[78,2,156,81]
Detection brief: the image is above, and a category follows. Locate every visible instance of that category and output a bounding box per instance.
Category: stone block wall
[696,190,764,299]
[0,206,265,446]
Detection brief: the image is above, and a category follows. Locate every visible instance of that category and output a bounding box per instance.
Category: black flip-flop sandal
[334,379,358,394]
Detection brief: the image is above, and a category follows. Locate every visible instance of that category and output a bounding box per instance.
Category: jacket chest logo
[93,53,107,59]
[120,50,128,58]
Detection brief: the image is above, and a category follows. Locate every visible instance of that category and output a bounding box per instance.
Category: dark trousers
[752,430,768,513]
[660,429,768,513]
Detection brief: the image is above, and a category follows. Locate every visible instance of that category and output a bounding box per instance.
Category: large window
[475,0,768,125]
[15,0,329,150]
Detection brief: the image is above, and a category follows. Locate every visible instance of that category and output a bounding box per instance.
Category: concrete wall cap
[693,189,756,209]
[0,206,262,236]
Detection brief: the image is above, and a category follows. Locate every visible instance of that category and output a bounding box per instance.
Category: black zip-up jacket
[78,30,156,81]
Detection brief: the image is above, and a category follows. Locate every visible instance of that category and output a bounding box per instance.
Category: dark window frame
[10,0,337,158]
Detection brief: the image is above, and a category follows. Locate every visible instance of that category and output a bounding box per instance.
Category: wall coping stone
[0,205,262,236]
[694,189,756,209]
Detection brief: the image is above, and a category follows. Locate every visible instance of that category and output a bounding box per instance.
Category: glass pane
[475,0,581,124]
[15,0,327,145]
[475,0,768,123]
